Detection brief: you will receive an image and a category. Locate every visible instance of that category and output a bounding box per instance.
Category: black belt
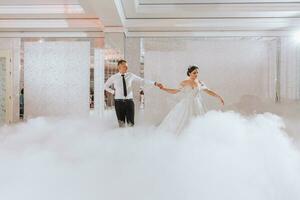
[115,99,133,102]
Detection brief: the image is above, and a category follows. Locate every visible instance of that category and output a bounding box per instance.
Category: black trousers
[114,99,135,127]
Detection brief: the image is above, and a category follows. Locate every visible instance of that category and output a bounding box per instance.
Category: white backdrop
[24,41,90,118]
[143,37,278,123]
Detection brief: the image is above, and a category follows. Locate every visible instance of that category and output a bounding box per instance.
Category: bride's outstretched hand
[220,97,225,106]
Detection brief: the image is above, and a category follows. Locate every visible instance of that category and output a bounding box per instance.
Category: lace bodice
[180,81,208,97]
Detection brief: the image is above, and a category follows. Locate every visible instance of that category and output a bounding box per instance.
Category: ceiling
[1,0,300,36]
[0,0,101,33]
[118,0,300,35]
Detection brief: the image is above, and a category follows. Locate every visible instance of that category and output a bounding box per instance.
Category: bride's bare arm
[203,89,224,105]
[160,81,185,94]
[161,87,180,94]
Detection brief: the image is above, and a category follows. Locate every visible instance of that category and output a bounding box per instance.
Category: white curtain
[0,57,6,124]
[94,48,105,116]
[280,37,300,102]
[24,41,90,118]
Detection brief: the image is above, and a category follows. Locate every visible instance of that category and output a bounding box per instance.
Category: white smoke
[0,110,299,200]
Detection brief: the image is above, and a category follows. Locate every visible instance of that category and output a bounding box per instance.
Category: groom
[104,59,163,127]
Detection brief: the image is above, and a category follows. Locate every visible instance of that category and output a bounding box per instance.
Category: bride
[159,65,224,135]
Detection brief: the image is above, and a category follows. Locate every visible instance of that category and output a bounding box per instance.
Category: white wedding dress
[158,81,208,135]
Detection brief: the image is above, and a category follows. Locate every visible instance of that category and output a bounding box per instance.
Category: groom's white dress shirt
[104,72,155,100]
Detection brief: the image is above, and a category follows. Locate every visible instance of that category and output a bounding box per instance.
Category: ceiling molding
[122,0,300,18]
[0,4,98,20]
[114,0,127,26]
[0,5,84,14]
[0,0,80,5]
[0,15,98,19]
[103,26,126,32]
[125,18,300,31]
[0,31,104,38]
[126,30,292,37]
[78,0,123,27]
[0,19,103,31]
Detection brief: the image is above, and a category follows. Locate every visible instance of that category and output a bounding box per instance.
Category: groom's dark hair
[118,59,127,66]
[187,65,199,76]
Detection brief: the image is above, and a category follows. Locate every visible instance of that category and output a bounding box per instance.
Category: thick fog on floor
[0,104,300,200]
[1,38,300,200]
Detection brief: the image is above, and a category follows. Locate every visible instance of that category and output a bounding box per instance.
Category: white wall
[142,37,278,123]
[24,41,90,118]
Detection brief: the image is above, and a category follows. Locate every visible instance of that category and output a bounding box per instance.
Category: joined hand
[155,82,164,89]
